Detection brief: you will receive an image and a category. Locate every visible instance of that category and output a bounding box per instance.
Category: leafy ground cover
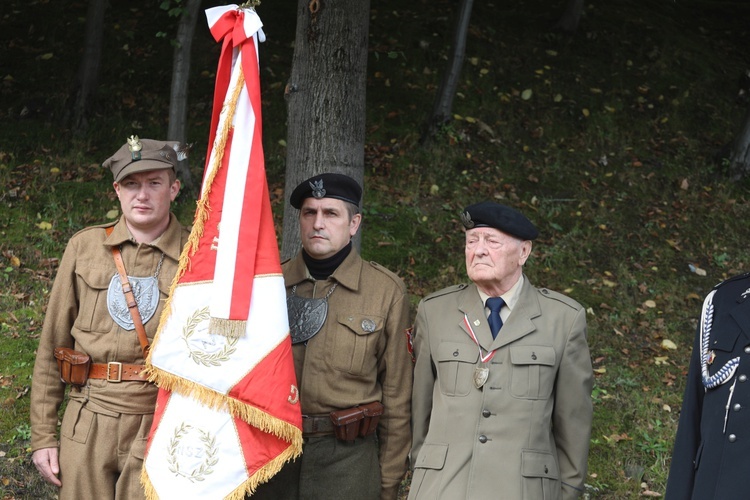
[2,0,749,498]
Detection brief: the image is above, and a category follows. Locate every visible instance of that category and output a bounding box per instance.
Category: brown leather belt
[302,414,335,435]
[88,362,149,383]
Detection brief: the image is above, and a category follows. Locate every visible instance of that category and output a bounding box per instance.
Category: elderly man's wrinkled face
[465,227,531,295]
[299,197,361,260]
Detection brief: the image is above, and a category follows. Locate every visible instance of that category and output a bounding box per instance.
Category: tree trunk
[65,0,107,132]
[280,0,370,260]
[421,0,474,143]
[554,0,584,33]
[730,107,750,179]
[167,0,201,192]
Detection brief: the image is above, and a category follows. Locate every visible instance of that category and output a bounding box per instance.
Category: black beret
[460,201,539,240]
[290,173,362,209]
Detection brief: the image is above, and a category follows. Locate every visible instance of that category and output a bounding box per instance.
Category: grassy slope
[2,0,750,498]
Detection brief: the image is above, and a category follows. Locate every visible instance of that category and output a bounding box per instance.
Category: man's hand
[32,447,62,487]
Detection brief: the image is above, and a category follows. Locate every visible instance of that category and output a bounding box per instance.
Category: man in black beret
[408,201,593,500]
[253,173,412,500]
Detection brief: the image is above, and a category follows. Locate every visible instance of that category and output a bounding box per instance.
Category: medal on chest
[287,283,337,344]
[463,314,498,389]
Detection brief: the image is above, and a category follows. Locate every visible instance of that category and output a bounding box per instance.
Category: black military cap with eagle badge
[289,173,363,209]
[460,201,539,240]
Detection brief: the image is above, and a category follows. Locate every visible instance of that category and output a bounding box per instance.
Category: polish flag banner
[141,5,302,499]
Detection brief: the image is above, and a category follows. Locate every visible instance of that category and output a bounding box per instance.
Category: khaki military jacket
[283,250,412,499]
[30,214,189,451]
[409,278,593,500]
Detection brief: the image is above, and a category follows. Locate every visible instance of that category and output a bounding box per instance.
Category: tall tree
[63,0,107,132]
[166,0,202,192]
[727,70,750,178]
[421,0,474,143]
[554,0,584,33]
[280,0,370,260]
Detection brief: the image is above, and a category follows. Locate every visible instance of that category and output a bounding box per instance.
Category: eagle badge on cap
[127,135,143,161]
[310,179,326,199]
[460,210,475,229]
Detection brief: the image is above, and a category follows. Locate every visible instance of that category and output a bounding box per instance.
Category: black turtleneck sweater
[301,242,352,280]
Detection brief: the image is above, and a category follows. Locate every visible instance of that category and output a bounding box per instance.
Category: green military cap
[103,135,186,182]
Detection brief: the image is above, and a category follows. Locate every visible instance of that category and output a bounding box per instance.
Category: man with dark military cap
[253,173,412,500]
[30,136,190,499]
[666,272,750,499]
[409,201,593,500]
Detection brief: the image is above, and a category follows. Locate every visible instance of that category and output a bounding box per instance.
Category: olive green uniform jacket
[30,215,189,451]
[283,249,413,500]
[409,278,593,500]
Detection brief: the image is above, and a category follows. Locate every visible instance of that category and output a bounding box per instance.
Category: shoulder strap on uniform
[106,226,150,359]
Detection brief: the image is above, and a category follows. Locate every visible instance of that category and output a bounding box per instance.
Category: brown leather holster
[329,401,384,443]
[53,347,91,387]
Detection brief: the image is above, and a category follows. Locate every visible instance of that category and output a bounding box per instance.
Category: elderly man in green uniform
[30,137,190,499]
[409,201,593,500]
[253,173,412,500]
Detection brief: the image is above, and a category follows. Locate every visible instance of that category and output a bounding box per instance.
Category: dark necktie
[486,297,505,339]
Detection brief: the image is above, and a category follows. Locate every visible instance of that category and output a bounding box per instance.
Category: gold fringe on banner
[210,317,248,339]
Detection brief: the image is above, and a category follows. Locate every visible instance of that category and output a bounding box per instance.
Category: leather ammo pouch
[329,406,365,442]
[358,401,384,437]
[53,347,91,387]
[329,401,385,442]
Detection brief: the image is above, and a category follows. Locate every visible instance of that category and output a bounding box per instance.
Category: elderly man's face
[299,197,361,260]
[465,227,531,295]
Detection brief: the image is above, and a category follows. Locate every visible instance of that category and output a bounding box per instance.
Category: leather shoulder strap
[106,226,150,358]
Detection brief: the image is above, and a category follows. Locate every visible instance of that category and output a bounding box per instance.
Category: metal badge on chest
[287,283,337,344]
[107,251,165,330]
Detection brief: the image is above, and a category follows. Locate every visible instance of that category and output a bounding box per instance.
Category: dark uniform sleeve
[665,326,703,500]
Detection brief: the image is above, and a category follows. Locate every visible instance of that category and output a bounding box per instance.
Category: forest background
[1,0,750,498]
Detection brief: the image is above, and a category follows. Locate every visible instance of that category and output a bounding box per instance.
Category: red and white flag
[141,6,302,499]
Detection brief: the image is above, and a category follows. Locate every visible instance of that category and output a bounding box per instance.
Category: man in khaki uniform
[409,201,593,500]
[30,137,190,499]
[253,173,412,500]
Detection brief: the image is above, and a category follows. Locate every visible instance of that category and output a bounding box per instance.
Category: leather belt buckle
[107,362,123,382]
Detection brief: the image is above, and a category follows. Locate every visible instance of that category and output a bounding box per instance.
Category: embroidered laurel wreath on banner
[167,422,219,482]
[182,308,239,367]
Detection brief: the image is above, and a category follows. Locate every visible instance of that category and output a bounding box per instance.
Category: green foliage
[2,0,750,498]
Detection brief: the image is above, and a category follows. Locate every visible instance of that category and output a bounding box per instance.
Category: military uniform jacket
[409,277,593,500]
[30,214,189,451]
[666,273,750,500]
[283,250,413,500]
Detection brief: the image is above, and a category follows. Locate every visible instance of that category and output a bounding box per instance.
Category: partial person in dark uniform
[666,272,750,499]
[30,137,190,499]
[253,173,412,500]
[409,201,593,500]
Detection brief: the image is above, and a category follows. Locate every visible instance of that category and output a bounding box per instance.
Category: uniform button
[741,375,748,383]
[478,435,488,443]
[745,346,750,354]
[734,404,742,411]
[729,434,737,442]
[482,409,491,418]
